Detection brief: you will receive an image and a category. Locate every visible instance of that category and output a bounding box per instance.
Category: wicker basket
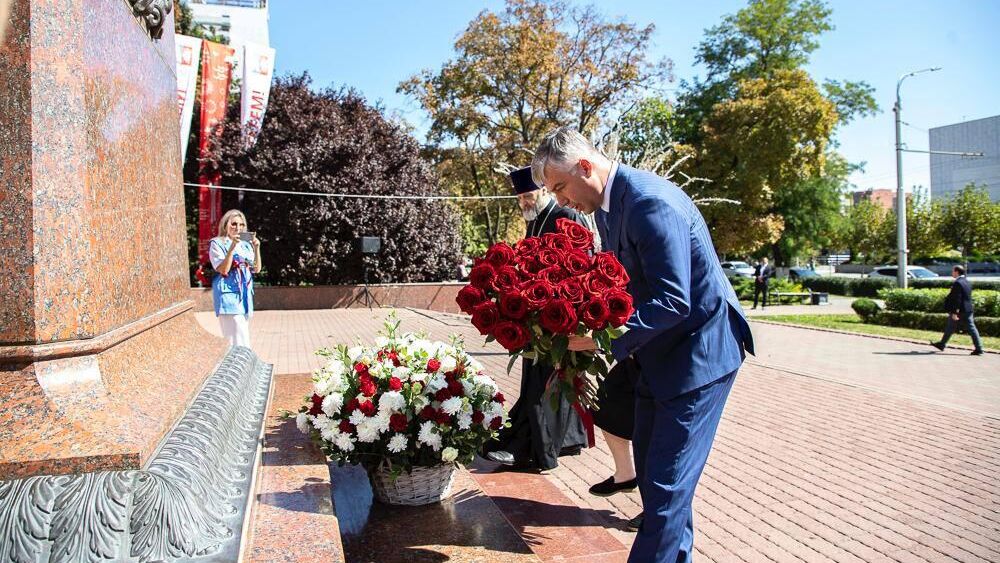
[369,463,457,506]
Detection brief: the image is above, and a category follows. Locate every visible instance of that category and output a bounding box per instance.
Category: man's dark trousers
[940,312,983,351]
[629,371,737,563]
[752,281,768,308]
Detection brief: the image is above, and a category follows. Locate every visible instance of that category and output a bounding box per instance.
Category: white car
[867,266,940,280]
[720,261,755,279]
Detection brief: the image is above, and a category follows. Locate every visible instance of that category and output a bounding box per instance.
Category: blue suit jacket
[603,165,754,399]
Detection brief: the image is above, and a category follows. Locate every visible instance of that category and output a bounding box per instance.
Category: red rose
[435,388,452,402]
[358,400,376,417]
[389,377,403,391]
[448,380,464,397]
[542,232,574,253]
[389,413,408,432]
[419,405,437,420]
[353,362,369,377]
[489,417,503,430]
[493,321,532,351]
[593,252,630,286]
[472,411,485,425]
[579,296,610,331]
[309,394,324,416]
[493,392,505,404]
[556,218,595,251]
[469,262,497,291]
[471,301,501,335]
[388,350,401,367]
[539,299,578,335]
[520,258,547,276]
[485,242,516,268]
[558,278,586,304]
[435,410,452,425]
[426,358,441,372]
[498,292,529,320]
[537,248,559,267]
[583,271,615,296]
[493,266,522,293]
[515,237,542,257]
[358,375,377,397]
[564,250,593,276]
[522,279,555,309]
[345,398,360,413]
[606,290,634,326]
[339,420,355,434]
[540,266,570,285]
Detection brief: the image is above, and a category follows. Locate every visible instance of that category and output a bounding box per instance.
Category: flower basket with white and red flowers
[455,218,634,409]
[297,313,506,505]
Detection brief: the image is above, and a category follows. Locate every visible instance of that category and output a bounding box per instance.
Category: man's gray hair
[531,126,600,188]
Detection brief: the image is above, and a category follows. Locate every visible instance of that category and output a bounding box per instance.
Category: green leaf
[552,335,568,365]
[507,353,518,374]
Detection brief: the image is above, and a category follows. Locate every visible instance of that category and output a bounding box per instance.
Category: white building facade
[188,0,270,51]
[929,115,1000,202]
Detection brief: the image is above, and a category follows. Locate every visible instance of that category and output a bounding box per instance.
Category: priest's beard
[521,194,551,222]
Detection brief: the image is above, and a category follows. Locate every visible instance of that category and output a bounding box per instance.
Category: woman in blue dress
[209,209,261,348]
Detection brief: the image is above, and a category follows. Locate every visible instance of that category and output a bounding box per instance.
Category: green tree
[842,200,893,263]
[771,154,854,263]
[399,0,670,253]
[937,184,1000,256]
[880,187,946,260]
[173,0,228,43]
[612,97,675,168]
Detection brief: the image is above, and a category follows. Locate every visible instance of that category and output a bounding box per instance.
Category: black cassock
[489,199,589,470]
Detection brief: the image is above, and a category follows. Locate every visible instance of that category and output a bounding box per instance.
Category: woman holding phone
[209,209,261,348]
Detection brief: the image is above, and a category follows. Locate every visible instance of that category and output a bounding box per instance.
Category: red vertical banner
[197,40,236,263]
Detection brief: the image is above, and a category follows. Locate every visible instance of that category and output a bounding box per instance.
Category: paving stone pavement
[197,309,1000,562]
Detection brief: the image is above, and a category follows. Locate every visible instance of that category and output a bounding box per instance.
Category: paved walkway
[197,309,1000,562]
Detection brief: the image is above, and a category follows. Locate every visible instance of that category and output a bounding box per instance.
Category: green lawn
[756,314,999,351]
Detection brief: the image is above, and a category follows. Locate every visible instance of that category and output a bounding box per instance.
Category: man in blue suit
[531,127,755,562]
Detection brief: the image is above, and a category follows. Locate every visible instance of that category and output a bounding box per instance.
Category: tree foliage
[205,73,463,284]
[937,184,1000,256]
[173,0,228,43]
[400,0,670,253]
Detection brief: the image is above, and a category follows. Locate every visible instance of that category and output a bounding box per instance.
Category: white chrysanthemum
[441,397,463,416]
[378,391,406,414]
[426,374,447,393]
[295,412,310,434]
[320,426,339,442]
[457,412,472,430]
[418,421,442,451]
[312,414,330,431]
[486,401,504,419]
[324,358,346,376]
[348,408,366,426]
[409,371,429,384]
[387,434,408,454]
[391,366,412,382]
[356,421,380,443]
[441,447,458,463]
[474,375,499,395]
[375,336,390,348]
[367,362,384,377]
[461,380,475,397]
[334,432,355,452]
[439,356,458,373]
[347,346,365,362]
[373,412,391,433]
[322,393,344,417]
[381,359,396,372]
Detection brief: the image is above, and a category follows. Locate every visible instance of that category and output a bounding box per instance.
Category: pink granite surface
[191,283,466,314]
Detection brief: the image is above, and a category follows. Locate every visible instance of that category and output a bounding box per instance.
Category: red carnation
[498,292,529,321]
[339,420,356,434]
[389,377,403,391]
[419,405,437,420]
[435,410,452,425]
[358,400,376,417]
[389,413,408,432]
[472,411,485,424]
[345,398,360,413]
[493,266,522,293]
[493,321,532,351]
[447,380,464,397]
[435,388,452,402]
[556,218,595,251]
[485,242,516,268]
[489,417,503,430]
[542,232,574,253]
[558,278,586,304]
[564,250,593,276]
[493,392,505,404]
[353,362,369,377]
[469,262,497,291]
[471,301,501,335]
[358,375,377,397]
[456,285,487,314]
[580,296,610,331]
[593,252,630,287]
[515,237,542,257]
[606,290,634,326]
[426,358,441,372]
[309,394,324,416]
[539,299,578,335]
[522,279,555,309]
[387,350,401,367]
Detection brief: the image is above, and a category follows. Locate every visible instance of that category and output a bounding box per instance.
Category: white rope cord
[182,182,518,201]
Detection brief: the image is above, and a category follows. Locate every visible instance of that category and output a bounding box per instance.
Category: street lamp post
[893,67,941,289]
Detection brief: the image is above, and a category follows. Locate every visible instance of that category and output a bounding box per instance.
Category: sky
[269,0,999,194]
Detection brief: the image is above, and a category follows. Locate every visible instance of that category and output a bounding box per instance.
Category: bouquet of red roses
[455,218,633,408]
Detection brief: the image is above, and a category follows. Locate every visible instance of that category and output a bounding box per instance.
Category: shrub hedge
[910,279,1000,292]
[800,276,894,297]
[880,289,1000,317]
[874,310,1000,337]
[851,298,881,322]
[729,277,802,301]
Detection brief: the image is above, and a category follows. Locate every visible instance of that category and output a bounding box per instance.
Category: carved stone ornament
[128,0,172,40]
[0,347,272,562]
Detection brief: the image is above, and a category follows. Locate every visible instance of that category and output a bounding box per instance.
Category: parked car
[721,261,755,279]
[867,266,940,280]
[788,267,819,281]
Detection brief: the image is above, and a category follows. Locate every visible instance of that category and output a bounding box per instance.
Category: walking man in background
[752,257,774,309]
[931,265,984,356]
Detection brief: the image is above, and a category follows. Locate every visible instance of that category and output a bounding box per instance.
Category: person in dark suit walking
[532,127,754,562]
[752,257,774,309]
[931,265,984,356]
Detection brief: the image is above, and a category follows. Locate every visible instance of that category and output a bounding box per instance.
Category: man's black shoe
[588,476,637,497]
[930,341,945,351]
[626,513,643,532]
[971,349,984,356]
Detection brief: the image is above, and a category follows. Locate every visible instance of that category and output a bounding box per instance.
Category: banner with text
[175,34,202,161]
[197,39,236,263]
[240,43,276,148]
